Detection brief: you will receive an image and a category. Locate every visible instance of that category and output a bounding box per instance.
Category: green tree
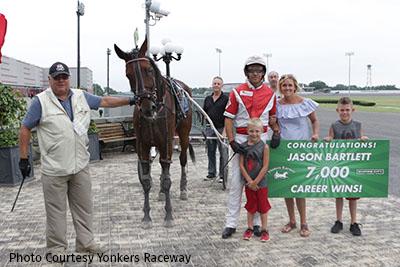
[104,87,118,95]
[192,87,212,95]
[373,85,399,90]
[332,84,347,91]
[93,83,104,96]
[309,81,329,90]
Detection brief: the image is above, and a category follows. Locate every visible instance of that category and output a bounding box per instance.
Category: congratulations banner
[266,140,389,198]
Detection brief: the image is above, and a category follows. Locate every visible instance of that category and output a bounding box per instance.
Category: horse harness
[125,56,187,164]
[125,57,159,106]
[125,57,186,119]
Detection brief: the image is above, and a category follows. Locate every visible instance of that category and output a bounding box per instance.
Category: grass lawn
[309,95,400,114]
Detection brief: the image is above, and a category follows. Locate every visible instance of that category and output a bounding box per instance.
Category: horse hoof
[141,221,152,229]
[163,220,174,228]
[180,191,188,200]
[158,192,165,201]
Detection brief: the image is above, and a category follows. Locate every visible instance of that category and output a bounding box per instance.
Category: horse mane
[147,56,166,100]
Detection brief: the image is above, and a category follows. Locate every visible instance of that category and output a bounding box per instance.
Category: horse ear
[114,44,129,61]
[139,37,148,57]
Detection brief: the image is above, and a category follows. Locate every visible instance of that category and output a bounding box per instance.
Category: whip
[183,90,229,148]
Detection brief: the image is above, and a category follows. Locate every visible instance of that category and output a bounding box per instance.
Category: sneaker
[76,243,107,254]
[204,174,214,181]
[218,178,223,183]
[350,223,362,236]
[253,225,261,237]
[222,227,236,239]
[260,230,270,242]
[173,145,181,152]
[331,220,343,233]
[243,228,253,240]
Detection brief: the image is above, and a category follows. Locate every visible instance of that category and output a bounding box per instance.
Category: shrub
[0,83,27,146]
[311,98,376,107]
[88,119,99,133]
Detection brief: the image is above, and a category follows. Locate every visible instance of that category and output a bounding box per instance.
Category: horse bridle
[126,57,158,106]
[126,55,171,163]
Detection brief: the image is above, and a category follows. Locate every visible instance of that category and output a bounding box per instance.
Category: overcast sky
[1,0,399,92]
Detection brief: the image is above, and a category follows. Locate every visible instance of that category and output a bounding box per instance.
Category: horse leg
[158,173,166,201]
[160,161,174,227]
[180,166,188,200]
[138,159,152,229]
[157,145,166,201]
[178,131,189,200]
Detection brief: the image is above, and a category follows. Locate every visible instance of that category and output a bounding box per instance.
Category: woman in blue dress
[276,74,319,237]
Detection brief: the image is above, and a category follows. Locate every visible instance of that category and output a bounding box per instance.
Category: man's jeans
[206,127,228,178]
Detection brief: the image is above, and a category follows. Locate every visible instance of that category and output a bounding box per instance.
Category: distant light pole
[345,52,354,96]
[366,64,372,90]
[150,38,183,77]
[106,48,111,96]
[263,53,272,75]
[76,1,85,88]
[216,48,222,76]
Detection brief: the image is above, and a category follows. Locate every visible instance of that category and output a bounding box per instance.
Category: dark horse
[114,40,195,228]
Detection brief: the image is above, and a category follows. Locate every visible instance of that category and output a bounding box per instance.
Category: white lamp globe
[161,38,172,46]
[164,43,175,53]
[160,46,166,56]
[150,46,160,56]
[175,45,184,54]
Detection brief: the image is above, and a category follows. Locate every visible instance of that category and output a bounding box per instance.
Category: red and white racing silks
[224,82,276,134]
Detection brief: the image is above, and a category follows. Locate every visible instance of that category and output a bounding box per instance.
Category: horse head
[114,39,163,119]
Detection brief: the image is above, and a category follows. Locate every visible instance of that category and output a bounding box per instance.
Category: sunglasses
[53,74,69,81]
[247,68,264,73]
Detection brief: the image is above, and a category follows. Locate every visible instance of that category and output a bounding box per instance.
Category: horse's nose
[151,104,157,112]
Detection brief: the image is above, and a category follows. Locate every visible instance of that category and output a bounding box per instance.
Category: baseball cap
[49,62,70,78]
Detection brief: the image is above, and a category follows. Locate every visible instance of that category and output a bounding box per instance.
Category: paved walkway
[1,147,399,266]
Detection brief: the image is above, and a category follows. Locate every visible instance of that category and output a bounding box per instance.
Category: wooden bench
[97,122,135,152]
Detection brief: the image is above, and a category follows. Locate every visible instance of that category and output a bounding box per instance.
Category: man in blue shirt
[19,62,134,261]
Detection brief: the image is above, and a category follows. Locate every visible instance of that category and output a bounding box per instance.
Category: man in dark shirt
[203,76,229,182]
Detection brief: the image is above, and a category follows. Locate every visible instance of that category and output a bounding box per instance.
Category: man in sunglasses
[221,55,280,239]
[18,62,134,260]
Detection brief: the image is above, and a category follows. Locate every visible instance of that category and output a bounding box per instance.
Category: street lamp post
[106,48,111,96]
[263,53,272,75]
[144,1,151,57]
[216,48,222,76]
[76,1,85,88]
[345,52,354,96]
[150,39,183,77]
[144,1,170,57]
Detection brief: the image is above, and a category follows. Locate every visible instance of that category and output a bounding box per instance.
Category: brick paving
[1,147,400,266]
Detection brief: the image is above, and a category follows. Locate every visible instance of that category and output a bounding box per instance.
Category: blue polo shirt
[22,90,102,129]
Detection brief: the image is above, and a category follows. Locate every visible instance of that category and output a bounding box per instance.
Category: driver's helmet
[244,55,266,72]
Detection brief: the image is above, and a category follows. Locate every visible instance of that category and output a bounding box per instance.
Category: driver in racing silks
[221,55,280,239]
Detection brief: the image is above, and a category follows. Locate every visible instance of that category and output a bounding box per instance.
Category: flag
[0,14,7,64]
